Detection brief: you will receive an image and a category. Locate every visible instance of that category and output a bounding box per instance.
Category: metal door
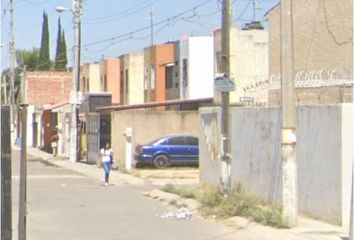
[87,113,100,164]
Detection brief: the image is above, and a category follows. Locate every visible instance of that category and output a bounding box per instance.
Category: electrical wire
[82,0,215,48]
[83,0,160,24]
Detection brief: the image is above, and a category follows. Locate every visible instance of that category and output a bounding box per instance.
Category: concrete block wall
[111,110,199,168]
[199,104,352,226]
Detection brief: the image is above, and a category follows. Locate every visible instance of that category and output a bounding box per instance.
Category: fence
[243,69,353,105]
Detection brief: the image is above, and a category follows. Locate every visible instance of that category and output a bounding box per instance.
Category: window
[182,59,188,87]
[125,69,129,94]
[186,137,198,146]
[165,66,174,89]
[151,65,156,90]
[104,74,107,91]
[83,77,87,92]
[168,136,186,146]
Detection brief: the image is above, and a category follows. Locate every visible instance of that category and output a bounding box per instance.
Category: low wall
[200,104,352,227]
[111,110,199,168]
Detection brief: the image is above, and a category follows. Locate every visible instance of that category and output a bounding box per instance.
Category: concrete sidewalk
[25,147,147,187]
[25,146,349,240]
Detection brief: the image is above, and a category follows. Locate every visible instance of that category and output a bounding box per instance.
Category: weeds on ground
[162,183,285,228]
[162,184,200,199]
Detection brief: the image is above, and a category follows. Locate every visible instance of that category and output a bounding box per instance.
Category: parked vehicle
[134,134,199,168]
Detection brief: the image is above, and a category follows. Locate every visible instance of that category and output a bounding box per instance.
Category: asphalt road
[10,150,241,240]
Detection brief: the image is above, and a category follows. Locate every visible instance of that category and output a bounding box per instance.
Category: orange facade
[100,59,121,104]
[145,43,175,103]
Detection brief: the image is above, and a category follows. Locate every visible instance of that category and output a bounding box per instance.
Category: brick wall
[26,71,72,105]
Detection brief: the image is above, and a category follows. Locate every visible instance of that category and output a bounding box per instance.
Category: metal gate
[87,113,100,164]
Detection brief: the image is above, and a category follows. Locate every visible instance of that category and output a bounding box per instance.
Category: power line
[83,0,160,24]
[82,0,215,48]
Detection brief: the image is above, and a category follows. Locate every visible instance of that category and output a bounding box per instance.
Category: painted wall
[180,36,214,100]
[214,28,269,103]
[144,43,175,103]
[100,59,121,104]
[120,52,145,105]
[81,63,100,92]
[266,0,352,76]
[111,110,199,168]
[200,105,352,227]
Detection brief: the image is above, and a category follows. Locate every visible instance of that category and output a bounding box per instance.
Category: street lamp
[56,0,82,162]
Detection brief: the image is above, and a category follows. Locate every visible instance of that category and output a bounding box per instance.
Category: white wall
[124,52,144,104]
[213,28,269,103]
[180,36,214,100]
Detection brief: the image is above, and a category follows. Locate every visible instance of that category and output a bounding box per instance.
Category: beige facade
[266,0,352,76]
[81,63,100,93]
[120,52,144,105]
[111,110,199,168]
[214,27,269,103]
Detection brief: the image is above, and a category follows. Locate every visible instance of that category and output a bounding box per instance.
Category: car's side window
[168,137,186,145]
[186,137,198,146]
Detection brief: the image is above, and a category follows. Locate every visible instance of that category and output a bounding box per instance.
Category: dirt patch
[130,167,199,185]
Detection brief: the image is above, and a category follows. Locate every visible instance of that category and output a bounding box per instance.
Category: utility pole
[1,106,12,240]
[18,105,27,240]
[349,0,354,237]
[150,7,154,46]
[280,0,297,227]
[69,0,82,162]
[252,0,256,21]
[220,0,232,192]
[9,0,16,139]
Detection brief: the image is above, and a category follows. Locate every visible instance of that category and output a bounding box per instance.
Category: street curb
[24,147,148,186]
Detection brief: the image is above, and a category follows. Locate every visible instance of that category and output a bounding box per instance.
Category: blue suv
[134,134,199,168]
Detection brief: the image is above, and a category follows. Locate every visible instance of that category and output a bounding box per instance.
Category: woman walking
[100,142,113,186]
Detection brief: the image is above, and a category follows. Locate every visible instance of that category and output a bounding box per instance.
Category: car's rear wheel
[153,155,170,169]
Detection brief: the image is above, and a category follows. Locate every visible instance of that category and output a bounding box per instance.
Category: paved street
[8,148,348,240]
[11,149,243,240]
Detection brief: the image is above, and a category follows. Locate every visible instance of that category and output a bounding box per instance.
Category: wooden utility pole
[220,0,232,192]
[280,0,298,227]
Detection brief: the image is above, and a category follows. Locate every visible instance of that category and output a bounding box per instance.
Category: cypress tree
[38,11,51,70]
[54,17,62,70]
[60,30,68,70]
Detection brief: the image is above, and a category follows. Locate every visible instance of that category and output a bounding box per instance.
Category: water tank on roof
[242,21,264,30]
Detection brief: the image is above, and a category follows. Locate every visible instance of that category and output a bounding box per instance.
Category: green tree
[60,30,68,70]
[54,17,62,70]
[16,48,40,71]
[54,18,67,70]
[38,11,51,70]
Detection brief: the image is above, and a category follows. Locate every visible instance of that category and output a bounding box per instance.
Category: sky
[1,0,279,69]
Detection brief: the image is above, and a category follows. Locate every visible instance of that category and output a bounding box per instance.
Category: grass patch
[162,184,200,199]
[162,183,285,228]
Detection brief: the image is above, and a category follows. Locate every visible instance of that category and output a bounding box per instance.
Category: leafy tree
[38,11,51,70]
[16,48,40,71]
